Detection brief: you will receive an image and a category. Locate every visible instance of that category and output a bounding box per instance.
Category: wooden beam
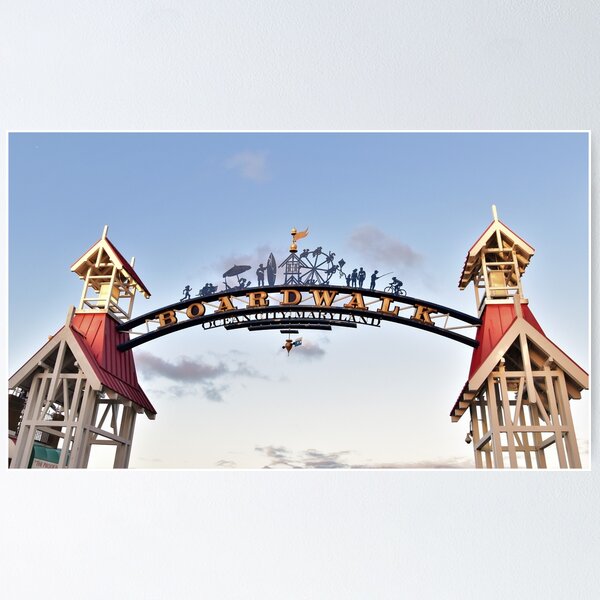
[538,435,556,451]
[475,430,492,451]
[470,403,483,468]
[556,372,582,468]
[544,366,568,467]
[486,375,504,467]
[498,363,518,467]
[87,426,131,445]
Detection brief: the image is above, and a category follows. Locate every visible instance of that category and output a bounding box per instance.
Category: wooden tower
[71,225,150,321]
[451,207,588,468]
[9,227,155,469]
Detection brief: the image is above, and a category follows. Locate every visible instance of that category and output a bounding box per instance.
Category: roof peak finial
[289,226,309,253]
[492,205,498,222]
[102,225,109,239]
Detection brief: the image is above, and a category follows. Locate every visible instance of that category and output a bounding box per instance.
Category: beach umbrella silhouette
[223,264,251,284]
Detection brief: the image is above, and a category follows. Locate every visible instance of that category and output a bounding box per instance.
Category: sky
[8,131,590,469]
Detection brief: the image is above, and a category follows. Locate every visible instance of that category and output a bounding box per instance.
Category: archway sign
[117,226,480,349]
[9,212,588,469]
[117,284,480,350]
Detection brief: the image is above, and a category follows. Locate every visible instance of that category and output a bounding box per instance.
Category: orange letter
[186,302,206,319]
[246,291,269,308]
[280,289,302,305]
[158,310,178,327]
[377,296,400,316]
[310,289,338,307]
[216,295,236,312]
[343,292,367,310]
[411,304,437,325]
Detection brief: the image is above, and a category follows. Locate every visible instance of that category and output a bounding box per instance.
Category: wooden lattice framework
[452,207,588,468]
[71,225,150,322]
[9,317,145,468]
[10,228,155,469]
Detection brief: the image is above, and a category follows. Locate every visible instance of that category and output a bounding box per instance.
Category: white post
[486,375,504,468]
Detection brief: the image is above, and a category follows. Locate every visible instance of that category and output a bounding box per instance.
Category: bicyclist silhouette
[384,277,406,296]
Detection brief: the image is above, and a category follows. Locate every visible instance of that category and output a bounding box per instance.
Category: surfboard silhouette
[266,253,277,285]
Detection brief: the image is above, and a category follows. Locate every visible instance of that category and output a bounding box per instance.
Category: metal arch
[117,284,481,351]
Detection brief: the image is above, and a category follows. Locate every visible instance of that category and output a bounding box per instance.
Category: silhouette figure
[358,267,366,287]
[390,277,403,294]
[351,268,358,287]
[199,283,217,296]
[346,274,352,286]
[256,264,265,286]
[370,270,379,290]
[181,285,192,301]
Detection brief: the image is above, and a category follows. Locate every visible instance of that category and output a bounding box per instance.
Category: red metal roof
[451,302,587,420]
[467,303,544,380]
[70,312,156,415]
[451,303,538,421]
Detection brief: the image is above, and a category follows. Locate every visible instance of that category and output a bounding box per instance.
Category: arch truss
[117,284,481,350]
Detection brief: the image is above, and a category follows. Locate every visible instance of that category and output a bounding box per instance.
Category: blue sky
[8,132,590,468]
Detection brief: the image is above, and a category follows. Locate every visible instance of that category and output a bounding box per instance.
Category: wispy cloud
[212,245,284,283]
[302,449,351,468]
[348,225,422,268]
[255,445,302,469]
[254,445,474,469]
[225,151,269,182]
[255,445,351,469]
[203,382,229,402]
[215,459,237,468]
[232,360,269,379]
[295,339,326,360]
[136,351,267,402]
[136,353,227,382]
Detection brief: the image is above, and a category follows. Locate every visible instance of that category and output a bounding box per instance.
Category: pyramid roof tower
[451,297,588,422]
[9,308,156,418]
[71,225,150,322]
[450,207,588,469]
[458,213,535,291]
[10,227,155,469]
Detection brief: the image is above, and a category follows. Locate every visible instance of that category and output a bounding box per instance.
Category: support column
[114,404,136,468]
[486,374,504,468]
[498,362,518,468]
[556,372,582,468]
[470,403,483,469]
[69,382,95,468]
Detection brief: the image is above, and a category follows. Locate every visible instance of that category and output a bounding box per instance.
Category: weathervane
[289,227,309,253]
